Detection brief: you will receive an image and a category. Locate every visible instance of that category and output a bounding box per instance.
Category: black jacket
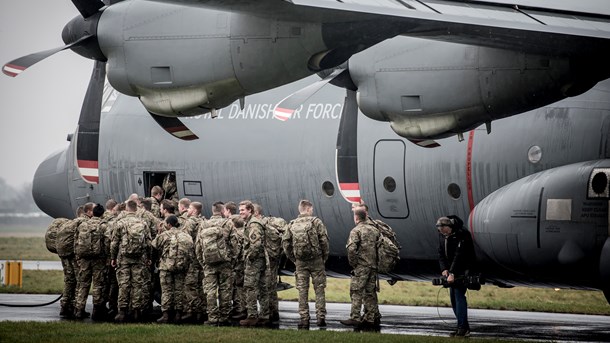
[438,227,475,276]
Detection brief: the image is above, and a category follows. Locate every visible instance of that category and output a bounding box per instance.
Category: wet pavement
[0,294,608,342]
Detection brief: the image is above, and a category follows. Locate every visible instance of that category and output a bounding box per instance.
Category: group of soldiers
[47,186,396,330]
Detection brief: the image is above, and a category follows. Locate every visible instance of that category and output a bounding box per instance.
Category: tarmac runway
[0,294,609,342]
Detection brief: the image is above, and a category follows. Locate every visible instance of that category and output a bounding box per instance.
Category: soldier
[238,200,270,327]
[111,200,152,322]
[149,185,164,219]
[105,202,125,317]
[348,202,398,325]
[104,199,117,221]
[182,201,207,323]
[254,203,285,323]
[229,212,247,320]
[197,202,240,326]
[56,203,93,318]
[135,196,160,317]
[341,208,381,329]
[152,215,194,323]
[163,173,179,201]
[282,200,329,329]
[74,204,107,320]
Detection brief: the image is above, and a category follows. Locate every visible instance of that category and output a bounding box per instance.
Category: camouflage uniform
[282,214,329,324]
[230,215,246,318]
[197,215,240,323]
[57,214,89,316]
[136,208,159,310]
[148,197,162,219]
[346,221,380,324]
[260,216,286,320]
[74,216,106,316]
[151,227,193,313]
[111,213,151,315]
[242,215,270,322]
[101,211,118,315]
[180,213,206,320]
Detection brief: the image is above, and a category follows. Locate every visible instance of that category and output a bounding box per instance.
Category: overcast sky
[0,1,91,187]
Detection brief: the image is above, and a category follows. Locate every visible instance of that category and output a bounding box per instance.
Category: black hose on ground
[0,294,62,307]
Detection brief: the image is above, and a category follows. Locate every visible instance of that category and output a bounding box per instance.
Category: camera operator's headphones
[446,215,464,230]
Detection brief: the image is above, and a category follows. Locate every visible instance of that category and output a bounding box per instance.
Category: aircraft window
[383,177,396,193]
[322,181,335,197]
[528,145,542,164]
[591,172,608,196]
[448,183,461,200]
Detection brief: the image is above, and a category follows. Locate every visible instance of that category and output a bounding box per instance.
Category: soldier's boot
[60,305,75,319]
[239,317,258,326]
[181,311,194,323]
[174,310,183,324]
[74,308,86,320]
[132,309,142,323]
[339,318,361,326]
[256,318,270,327]
[231,312,247,321]
[91,305,108,321]
[114,308,128,323]
[157,311,170,324]
[316,318,327,327]
[271,311,280,322]
[298,319,310,330]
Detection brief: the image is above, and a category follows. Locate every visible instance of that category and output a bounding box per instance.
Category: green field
[0,236,59,261]
[0,322,512,343]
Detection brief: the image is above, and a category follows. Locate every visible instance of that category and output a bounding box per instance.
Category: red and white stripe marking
[77,160,99,184]
[339,182,361,203]
[167,126,198,140]
[273,107,294,121]
[409,139,440,148]
[2,64,25,77]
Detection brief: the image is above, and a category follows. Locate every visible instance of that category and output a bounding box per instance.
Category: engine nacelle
[470,160,609,286]
[98,1,325,117]
[350,37,593,140]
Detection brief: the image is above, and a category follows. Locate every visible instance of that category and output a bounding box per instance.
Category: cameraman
[437,215,475,337]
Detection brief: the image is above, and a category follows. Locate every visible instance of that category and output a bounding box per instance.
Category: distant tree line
[0,177,39,213]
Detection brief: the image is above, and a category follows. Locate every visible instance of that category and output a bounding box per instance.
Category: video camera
[432,274,482,291]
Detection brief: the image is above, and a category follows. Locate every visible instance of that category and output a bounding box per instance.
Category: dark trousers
[450,285,469,330]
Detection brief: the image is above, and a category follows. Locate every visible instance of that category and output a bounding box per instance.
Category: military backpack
[290,217,320,261]
[75,219,105,258]
[199,219,231,264]
[45,218,69,254]
[264,217,286,260]
[373,220,401,274]
[120,219,148,258]
[56,218,85,258]
[164,230,192,272]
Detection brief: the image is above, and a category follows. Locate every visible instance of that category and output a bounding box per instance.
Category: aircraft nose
[32,148,74,218]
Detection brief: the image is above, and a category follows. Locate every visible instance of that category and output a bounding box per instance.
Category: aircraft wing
[146,0,610,57]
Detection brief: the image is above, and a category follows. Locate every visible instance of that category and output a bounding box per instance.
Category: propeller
[74,60,106,184]
[600,237,610,300]
[148,113,200,141]
[336,89,362,204]
[273,68,348,121]
[2,0,106,78]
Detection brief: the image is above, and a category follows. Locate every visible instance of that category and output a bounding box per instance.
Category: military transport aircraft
[4,0,610,187]
[31,59,610,305]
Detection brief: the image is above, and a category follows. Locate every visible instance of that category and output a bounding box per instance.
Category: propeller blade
[149,113,199,140]
[336,89,362,204]
[407,138,441,148]
[2,35,94,78]
[273,68,347,121]
[71,0,105,19]
[74,60,106,184]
